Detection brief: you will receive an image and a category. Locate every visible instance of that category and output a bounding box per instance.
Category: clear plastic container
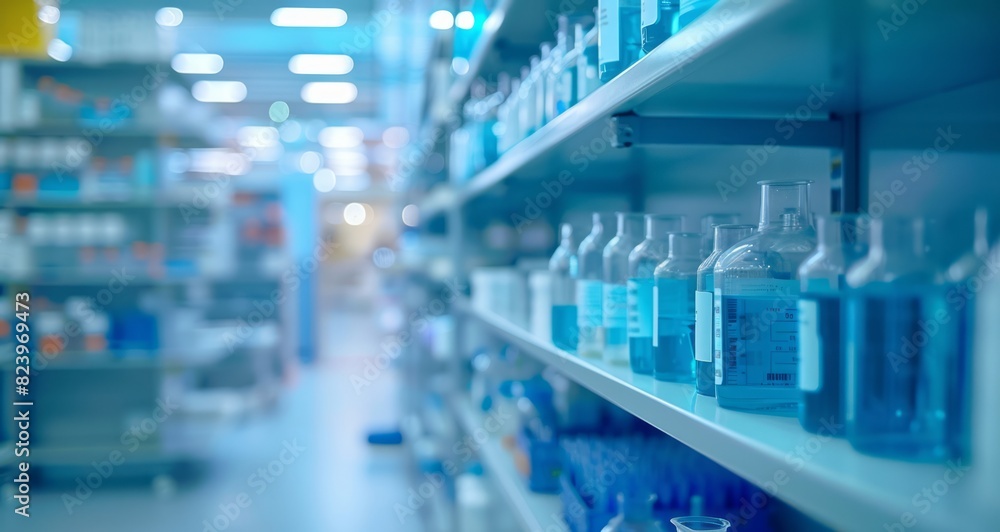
[797,214,867,434]
[599,0,643,82]
[714,181,816,413]
[699,213,741,259]
[577,212,617,358]
[601,493,664,532]
[603,213,646,364]
[640,0,680,54]
[695,224,755,397]
[628,215,685,374]
[653,232,702,382]
[670,516,730,532]
[551,223,578,352]
[845,217,963,460]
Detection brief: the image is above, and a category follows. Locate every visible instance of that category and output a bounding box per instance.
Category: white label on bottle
[652,285,659,347]
[713,290,723,384]
[719,279,801,388]
[798,299,821,392]
[577,280,603,329]
[641,0,658,28]
[695,290,713,362]
[603,283,627,329]
[599,0,620,65]
[627,278,653,338]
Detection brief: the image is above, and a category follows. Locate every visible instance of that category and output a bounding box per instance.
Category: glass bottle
[535,43,553,132]
[652,232,702,382]
[602,493,663,532]
[603,213,646,364]
[551,223,578,352]
[577,212,617,358]
[714,181,816,413]
[518,62,537,139]
[699,213,740,259]
[640,0,679,54]
[845,217,962,460]
[577,22,601,100]
[797,215,867,434]
[547,17,571,122]
[598,0,642,83]
[695,224,754,397]
[628,215,685,374]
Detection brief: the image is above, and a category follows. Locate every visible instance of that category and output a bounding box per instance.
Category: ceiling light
[301,82,357,104]
[401,204,419,227]
[452,57,469,76]
[191,81,246,103]
[313,169,337,192]
[429,10,454,30]
[344,203,367,226]
[319,126,364,148]
[38,6,60,24]
[47,39,72,62]
[298,151,323,173]
[171,53,224,75]
[271,8,347,27]
[156,7,183,27]
[455,11,474,30]
[289,54,354,75]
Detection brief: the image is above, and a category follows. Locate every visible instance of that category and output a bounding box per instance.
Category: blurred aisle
[2,305,422,532]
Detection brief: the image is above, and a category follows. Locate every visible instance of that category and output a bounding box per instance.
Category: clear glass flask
[599,0,643,82]
[845,217,962,460]
[577,212,617,358]
[653,232,702,382]
[602,493,663,532]
[550,223,578,352]
[714,181,816,413]
[797,215,867,434]
[628,215,685,374]
[699,213,740,259]
[695,224,754,397]
[640,0,679,54]
[603,213,646,364]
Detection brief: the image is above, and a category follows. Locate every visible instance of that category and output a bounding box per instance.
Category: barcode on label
[766,373,794,382]
[727,299,737,322]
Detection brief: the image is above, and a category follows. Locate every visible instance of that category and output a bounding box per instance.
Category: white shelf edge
[455,297,996,531]
[451,396,565,532]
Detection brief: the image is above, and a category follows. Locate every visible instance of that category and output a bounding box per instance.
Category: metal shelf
[455,297,995,531]
[451,396,565,532]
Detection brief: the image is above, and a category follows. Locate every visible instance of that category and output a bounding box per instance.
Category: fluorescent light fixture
[319,126,364,148]
[271,8,347,27]
[171,53,224,74]
[237,126,279,148]
[313,169,337,192]
[429,10,454,30]
[156,7,183,27]
[192,81,246,103]
[289,54,354,75]
[249,145,284,162]
[38,6,60,24]
[301,82,357,104]
[455,11,474,30]
[327,151,367,168]
[47,39,72,62]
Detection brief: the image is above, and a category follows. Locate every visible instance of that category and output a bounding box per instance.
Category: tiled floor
[1,308,424,532]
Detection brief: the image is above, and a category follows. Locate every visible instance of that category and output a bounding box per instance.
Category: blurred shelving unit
[405,0,1000,529]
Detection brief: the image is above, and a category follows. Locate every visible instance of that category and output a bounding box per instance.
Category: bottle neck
[758,182,812,231]
[645,215,684,240]
[617,213,644,239]
[872,217,928,261]
[668,233,703,260]
[713,225,755,252]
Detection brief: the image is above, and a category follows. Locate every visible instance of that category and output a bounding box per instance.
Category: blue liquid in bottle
[798,292,843,434]
[552,304,579,352]
[846,285,962,460]
[654,277,696,382]
[627,277,655,374]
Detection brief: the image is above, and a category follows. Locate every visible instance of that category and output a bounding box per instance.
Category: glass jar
[627,215,685,374]
[797,214,867,433]
[577,212,617,358]
[699,213,740,259]
[695,224,754,397]
[603,213,646,364]
[653,232,702,382]
[714,181,816,413]
[845,217,963,460]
